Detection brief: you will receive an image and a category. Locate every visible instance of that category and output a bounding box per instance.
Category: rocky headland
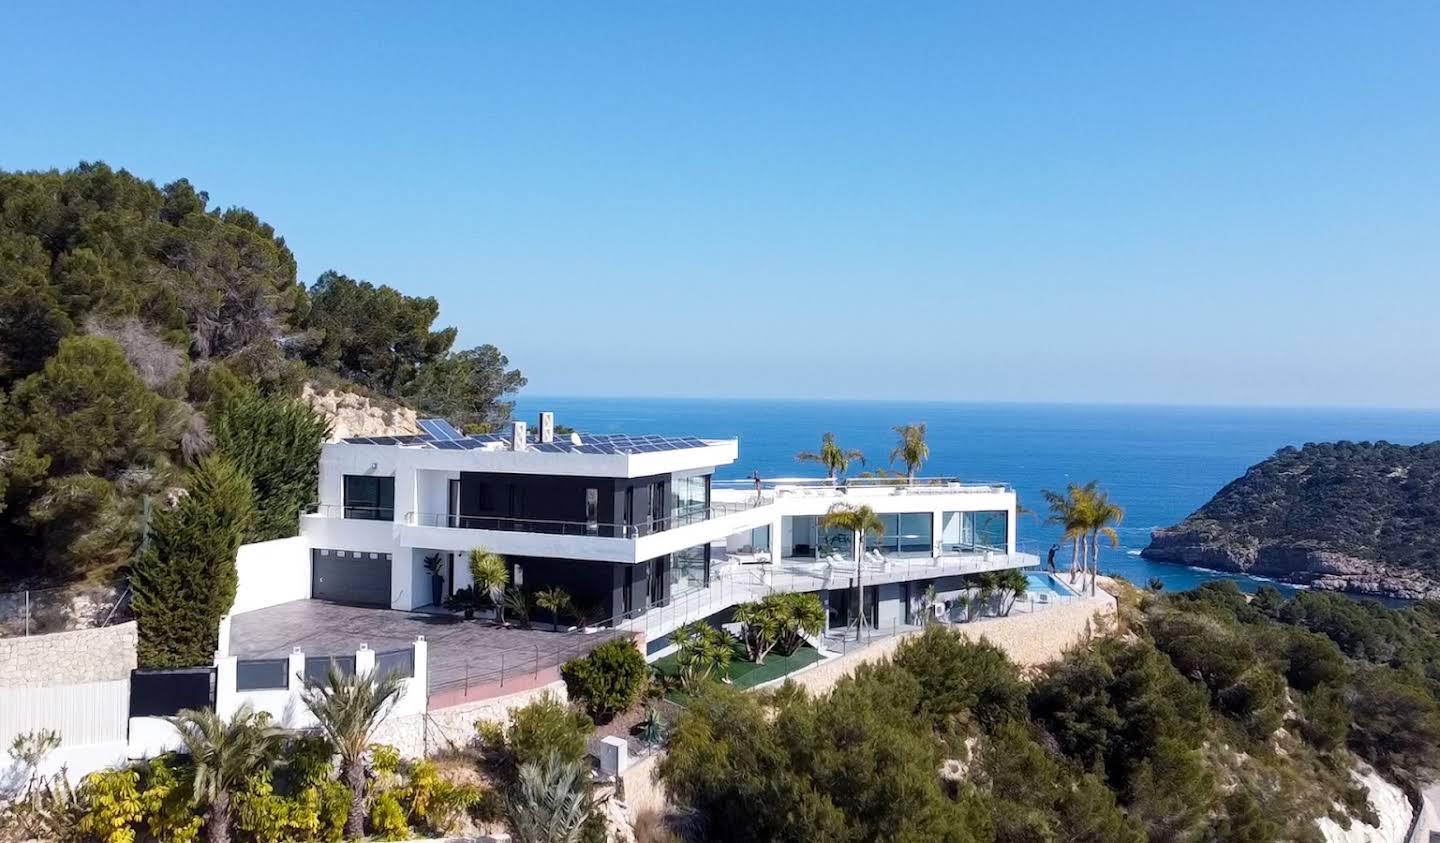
[1142,440,1440,600]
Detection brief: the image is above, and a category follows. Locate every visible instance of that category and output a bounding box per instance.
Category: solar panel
[344,437,374,445]
[418,419,465,441]
[369,436,397,445]
[433,441,464,450]
[458,439,490,449]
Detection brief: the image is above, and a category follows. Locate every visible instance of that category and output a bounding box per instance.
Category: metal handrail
[713,476,1012,492]
[399,498,772,537]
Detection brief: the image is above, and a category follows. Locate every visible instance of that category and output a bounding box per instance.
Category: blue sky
[3,3,1438,407]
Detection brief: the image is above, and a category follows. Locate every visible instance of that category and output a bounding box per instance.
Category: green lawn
[654,643,824,705]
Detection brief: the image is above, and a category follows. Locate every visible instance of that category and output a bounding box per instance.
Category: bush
[75,769,144,843]
[506,694,594,768]
[561,638,648,722]
[892,626,1027,730]
[405,759,482,835]
[367,790,410,841]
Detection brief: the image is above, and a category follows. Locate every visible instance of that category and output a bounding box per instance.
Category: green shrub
[75,768,144,843]
[892,626,1027,730]
[233,769,292,843]
[561,638,648,722]
[138,757,202,843]
[367,790,410,841]
[507,693,594,767]
[405,759,482,835]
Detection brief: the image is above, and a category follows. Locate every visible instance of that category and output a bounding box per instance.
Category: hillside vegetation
[1143,441,1440,599]
[658,582,1440,842]
[0,162,524,588]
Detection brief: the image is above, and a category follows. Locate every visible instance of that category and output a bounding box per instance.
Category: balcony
[401,497,773,538]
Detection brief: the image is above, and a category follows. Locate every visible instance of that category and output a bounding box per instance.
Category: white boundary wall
[127,638,428,759]
[232,536,311,615]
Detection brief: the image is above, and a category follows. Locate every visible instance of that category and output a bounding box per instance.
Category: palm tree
[169,704,286,843]
[300,665,408,840]
[889,423,930,482]
[818,503,885,639]
[508,751,593,843]
[795,432,865,482]
[535,586,572,631]
[469,547,510,626]
[1083,489,1124,597]
[1042,482,1093,586]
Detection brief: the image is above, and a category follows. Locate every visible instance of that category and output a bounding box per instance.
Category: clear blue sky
[4,3,1438,407]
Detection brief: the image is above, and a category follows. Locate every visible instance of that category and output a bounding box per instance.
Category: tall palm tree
[1042,483,1093,585]
[1083,488,1124,597]
[170,704,286,843]
[300,665,408,840]
[508,751,593,843]
[469,547,510,626]
[818,503,885,639]
[889,423,930,482]
[795,432,865,482]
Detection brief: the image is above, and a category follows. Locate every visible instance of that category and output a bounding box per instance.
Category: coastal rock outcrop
[1142,441,1440,600]
[301,382,419,441]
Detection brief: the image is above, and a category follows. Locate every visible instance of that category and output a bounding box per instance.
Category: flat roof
[341,424,727,456]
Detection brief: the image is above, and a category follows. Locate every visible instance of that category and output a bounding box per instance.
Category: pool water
[1025,571,1078,597]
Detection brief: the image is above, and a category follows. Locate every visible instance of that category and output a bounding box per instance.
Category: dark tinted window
[344,476,394,521]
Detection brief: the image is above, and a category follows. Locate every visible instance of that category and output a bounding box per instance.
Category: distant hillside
[1142,441,1440,600]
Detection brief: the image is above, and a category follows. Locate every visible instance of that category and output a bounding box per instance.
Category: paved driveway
[229,600,619,693]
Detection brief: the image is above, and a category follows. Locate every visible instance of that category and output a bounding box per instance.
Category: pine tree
[212,390,330,541]
[132,455,256,667]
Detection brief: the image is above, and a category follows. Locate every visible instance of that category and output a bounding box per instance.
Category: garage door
[311,550,392,607]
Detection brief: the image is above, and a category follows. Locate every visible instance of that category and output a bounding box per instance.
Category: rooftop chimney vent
[511,420,527,451]
[539,412,554,444]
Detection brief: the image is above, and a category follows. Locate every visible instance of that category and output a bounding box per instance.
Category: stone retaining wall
[374,679,570,758]
[0,621,137,686]
[772,594,1115,697]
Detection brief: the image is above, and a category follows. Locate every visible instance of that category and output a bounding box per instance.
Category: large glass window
[670,544,709,596]
[669,473,711,526]
[941,510,1009,552]
[972,510,1008,550]
[899,512,933,554]
[343,475,394,521]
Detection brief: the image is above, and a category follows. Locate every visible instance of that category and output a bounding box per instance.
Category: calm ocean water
[514,397,1440,595]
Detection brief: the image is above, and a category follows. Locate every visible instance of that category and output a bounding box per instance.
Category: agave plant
[507,751,593,843]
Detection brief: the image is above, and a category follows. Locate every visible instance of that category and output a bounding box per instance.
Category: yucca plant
[504,586,532,628]
[507,751,593,843]
[170,704,287,843]
[299,666,408,840]
[795,432,865,482]
[469,547,510,626]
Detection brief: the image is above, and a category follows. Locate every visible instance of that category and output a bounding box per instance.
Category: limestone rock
[301,383,419,442]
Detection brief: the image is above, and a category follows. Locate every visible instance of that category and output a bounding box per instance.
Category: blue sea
[514,398,1440,595]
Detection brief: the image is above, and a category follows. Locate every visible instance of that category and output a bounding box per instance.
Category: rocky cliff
[301,382,419,441]
[1142,441,1440,600]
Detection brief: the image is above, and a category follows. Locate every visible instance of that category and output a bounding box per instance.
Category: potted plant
[445,586,480,620]
[424,553,445,607]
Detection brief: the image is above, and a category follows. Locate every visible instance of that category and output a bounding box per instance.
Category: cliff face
[301,383,419,442]
[1142,441,1440,600]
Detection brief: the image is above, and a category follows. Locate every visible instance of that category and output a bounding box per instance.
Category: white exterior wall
[128,639,428,760]
[231,536,311,614]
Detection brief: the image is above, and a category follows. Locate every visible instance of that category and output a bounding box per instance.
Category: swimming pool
[1025,571,1077,597]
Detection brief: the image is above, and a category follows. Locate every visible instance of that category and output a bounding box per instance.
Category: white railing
[607,550,1042,643]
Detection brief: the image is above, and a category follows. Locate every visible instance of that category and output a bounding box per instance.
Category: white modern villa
[297,412,1040,652]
